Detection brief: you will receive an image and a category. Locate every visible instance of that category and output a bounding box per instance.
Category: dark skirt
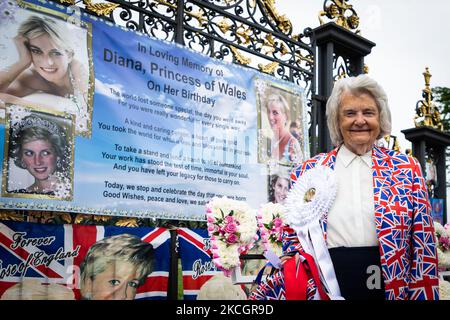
[328,246,385,300]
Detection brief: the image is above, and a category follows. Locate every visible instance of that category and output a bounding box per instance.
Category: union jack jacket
[250,145,439,300]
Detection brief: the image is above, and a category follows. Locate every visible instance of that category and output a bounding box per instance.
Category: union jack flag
[176,228,221,300]
[0,221,171,300]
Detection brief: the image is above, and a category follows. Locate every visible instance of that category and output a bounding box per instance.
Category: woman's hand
[0,92,23,106]
[13,35,32,69]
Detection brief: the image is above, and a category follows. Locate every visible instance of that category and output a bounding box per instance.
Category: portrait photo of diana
[255,78,307,166]
[2,104,74,201]
[0,4,93,136]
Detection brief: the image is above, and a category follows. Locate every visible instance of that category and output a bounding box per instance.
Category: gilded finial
[414,67,444,131]
[423,67,432,92]
[318,0,360,33]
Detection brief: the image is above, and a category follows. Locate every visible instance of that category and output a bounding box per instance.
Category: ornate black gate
[55,0,318,151]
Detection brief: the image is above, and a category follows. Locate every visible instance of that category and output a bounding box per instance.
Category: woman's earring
[56,158,62,169]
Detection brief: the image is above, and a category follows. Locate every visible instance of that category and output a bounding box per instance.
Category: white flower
[259,202,286,224]
[437,246,450,268]
[206,197,258,274]
[440,279,450,300]
[435,222,446,236]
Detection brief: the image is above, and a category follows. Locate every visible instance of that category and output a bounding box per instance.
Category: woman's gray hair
[326,74,392,146]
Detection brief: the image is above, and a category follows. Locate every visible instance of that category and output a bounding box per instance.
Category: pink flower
[440,236,450,250]
[226,234,238,244]
[207,215,215,223]
[224,222,237,234]
[273,218,283,228]
[225,215,234,223]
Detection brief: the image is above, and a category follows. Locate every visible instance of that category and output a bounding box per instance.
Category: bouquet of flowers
[206,196,258,276]
[434,221,450,270]
[257,202,287,257]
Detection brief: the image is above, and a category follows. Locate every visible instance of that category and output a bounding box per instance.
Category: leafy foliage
[432,87,450,186]
[432,86,450,131]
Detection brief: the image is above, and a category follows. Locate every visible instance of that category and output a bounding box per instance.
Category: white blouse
[326,145,379,248]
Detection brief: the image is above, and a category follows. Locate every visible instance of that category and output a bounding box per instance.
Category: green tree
[432,86,450,187]
[432,86,450,131]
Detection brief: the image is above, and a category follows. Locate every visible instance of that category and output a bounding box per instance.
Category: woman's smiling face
[21,139,57,181]
[28,34,72,83]
[268,101,287,132]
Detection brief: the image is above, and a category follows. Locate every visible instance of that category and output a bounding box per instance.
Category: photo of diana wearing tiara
[2,105,74,200]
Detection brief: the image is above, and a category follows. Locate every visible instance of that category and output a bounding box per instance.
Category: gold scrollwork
[217,19,232,34]
[414,67,444,131]
[229,46,251,65]
[363,64,369,74]
[384,135,401,152]
[335,68,347,80]
[262,33,276,55]
[59,0,76,4]
[115,218,139,227]
[154,0,206,27]
[318,0,360,33]
[74,213,89,224]
[83,0,120,17]
[258,61,279,74]
[0,211,24,222]
[295,51,314,65]
[260,0,293,34]
[236,24,252,45]
[74,213,111,224]
[279,42,289,55]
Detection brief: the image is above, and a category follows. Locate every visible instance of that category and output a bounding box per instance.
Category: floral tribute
[206,196,258,276]
[435,221,450,269]
[257,202,286,257]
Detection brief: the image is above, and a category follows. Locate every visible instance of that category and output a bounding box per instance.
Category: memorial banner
[0,221,171,300]
[177,228,221,300]
[0,0,308,220]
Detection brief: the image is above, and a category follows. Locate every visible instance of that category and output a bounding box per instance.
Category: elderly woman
[266,94,303,164]
[250,75,439,300]
[9,114,69,195]
[80,234,155,300]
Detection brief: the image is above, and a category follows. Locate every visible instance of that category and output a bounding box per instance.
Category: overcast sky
[276,0,450,151]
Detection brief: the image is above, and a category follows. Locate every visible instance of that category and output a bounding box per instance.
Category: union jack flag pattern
[176,228,221,300]
[251,146,439,300]
[0,221,171,300]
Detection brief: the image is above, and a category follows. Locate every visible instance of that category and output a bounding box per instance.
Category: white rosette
[284,165,343,300]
